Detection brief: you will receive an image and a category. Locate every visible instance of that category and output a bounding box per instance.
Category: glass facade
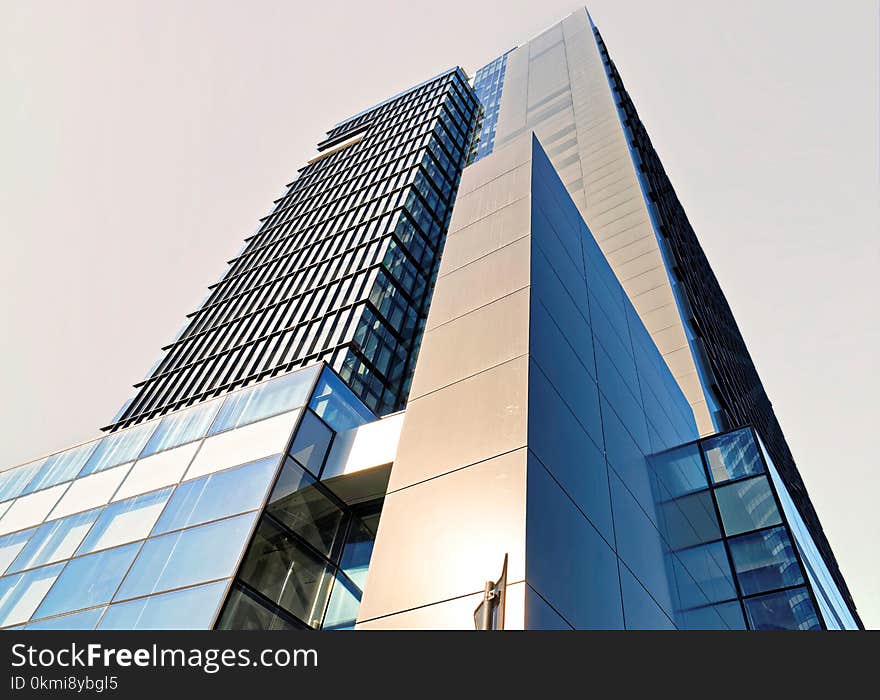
[649,426,837,630]
[0,364,322,630]
[109,69,479,427]
[469,50,513,163]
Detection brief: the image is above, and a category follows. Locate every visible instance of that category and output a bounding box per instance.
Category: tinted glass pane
[141,401,219,457]
[650,442,707,497]
[703,428,763,484]
[339,511,380,589]
[115,513,256,600]
[27,607,104,630]
[309,368,374,432]
[80,423,156,476]
[680,600,746,630]
[24,443,97,495]
[153,456,277,535]
[674,540,737,606]
[744,586,821,630]
[0,564,63,627]
[35,544,139,620]
[209,366,318,435]
[217,586,301,631]
[0,528,37,576]
[659,490,721,549]
[99,580,228,630]
[238,518,333,628]
[322,574,361,630]
[77,489,173,555]
[0,460,44,503]
[728,526,804,596]
[714,476,782,536]
[289,411,333,476]
[10,509,101,573]
[266,458,344,556]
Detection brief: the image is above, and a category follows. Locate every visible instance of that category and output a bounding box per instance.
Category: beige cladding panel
[356,448,528,624]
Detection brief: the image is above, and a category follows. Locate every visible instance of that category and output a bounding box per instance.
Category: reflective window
[744,586,821,630]
[266,458,344,556]
[728,526,804,596]
[24,443,97,495]
[140,401,220,457]
[209,366,318,435]
[289,411,333,476]
[651,443,707,498]
[0,564,63,627]
[77,489,173,555]
[680,600,746,630]
[10,509,101,573]
[674,541,737,606]
[217,585,301,631]
[703,428,764,484]
[659,490,721,550]
[339,511,380,589]
[153,457,277,535]
[309,368,374,432]
[238,518,334,628]
[35,544,139,620]
[714,476,782,536]
[99,580,228,630]
[0,528,36,576]
[80,423,156,476]
[115,513,256,601]
[0,460,45,503]
[27,607,104,630]
[322,574,360,630]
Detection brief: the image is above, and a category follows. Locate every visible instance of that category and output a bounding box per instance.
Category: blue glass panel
[658,489,721,549]
[34,544,139,620]
[152,456,278,535]
[0,528,37,576]
[0,564,63,627]
[209,366,318,435]
[289,410,334,476]
[24,443,97,495]
[744,586,821,630]
[10,509,101,573]
[27,607,104,630]
[99,581,228,630]
[140,401,220,457]
[115,513,256,600]
[680,601,746,630]
[77,489,173,555]
[674,540,737,606]
[339,512,379,590]
[80,423,156,476]
[309,368,374,432]
[650,442,707,497]
[0,460,45,503]
[728,526,804,596]
[322,574,361,631]
[702,428,763,484]
[714,475,782,536]
[620,565,676,630]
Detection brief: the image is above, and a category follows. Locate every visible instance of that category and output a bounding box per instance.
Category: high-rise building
[0,8,861,630]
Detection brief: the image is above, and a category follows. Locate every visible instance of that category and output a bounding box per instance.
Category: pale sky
[1,1,877,627]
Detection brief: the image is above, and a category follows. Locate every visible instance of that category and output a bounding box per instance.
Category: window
[140,401,220,457]
[34,544,140,620]
[24,443,97,495]
[309,368,374,432]
[10,509,101,573]
[266,458,344,556]
[152,456,277,535]
[714,476,782,537]
[288,411,333,476]
[80,423,156,476]
[728,526,804,596]
[650,442,707,497]
[99,580,228,630]
[115,513,256,601]
[674,540,737,606]
[209,366,319,435]
[702,428,764,484]
[339,510,380,589]
[322,574,361,630]
[0,564,63,627]
[237,518,334,628]
[743,586,821,631]
[0,528,36,576]
[77,489,173,555]
[217,585,302,631]
[0,460,44,503]
[27,607,104,630]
